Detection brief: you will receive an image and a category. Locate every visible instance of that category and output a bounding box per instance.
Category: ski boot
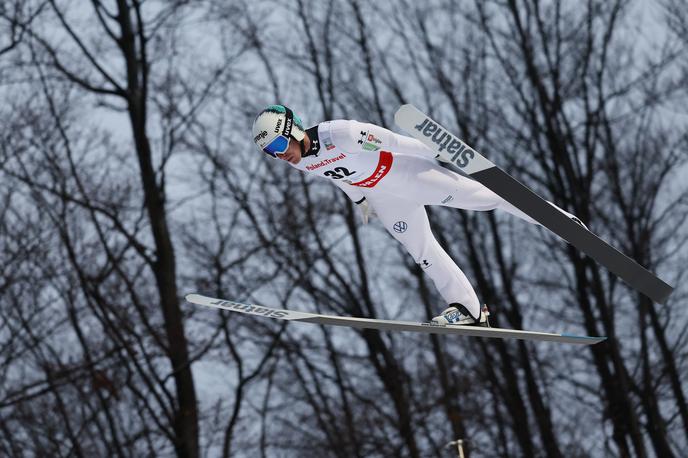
[431,303,490,327]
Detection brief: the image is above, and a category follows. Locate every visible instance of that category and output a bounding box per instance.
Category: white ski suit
[290,120,538,319]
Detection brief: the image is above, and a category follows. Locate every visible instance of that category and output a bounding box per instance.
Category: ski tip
[185,293,203,303]
[396,103,415,111]
[394,104,417,120]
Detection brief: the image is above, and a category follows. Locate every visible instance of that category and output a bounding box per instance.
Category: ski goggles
[262,107,295,158]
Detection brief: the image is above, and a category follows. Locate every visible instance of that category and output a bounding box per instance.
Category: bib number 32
[324,167,355,180]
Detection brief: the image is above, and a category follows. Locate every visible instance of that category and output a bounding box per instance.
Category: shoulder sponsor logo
[209,300,289,318]
[306,153,347,171]
[414,118,475,168]
[367,133,382,144]
[320,126,336,150]
[358,131,382,151]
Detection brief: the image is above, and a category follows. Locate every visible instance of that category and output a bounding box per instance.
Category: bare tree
[1,0,686,456]
[0,0,247,455]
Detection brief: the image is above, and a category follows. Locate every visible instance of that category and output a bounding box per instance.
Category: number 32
[324,167,355,180]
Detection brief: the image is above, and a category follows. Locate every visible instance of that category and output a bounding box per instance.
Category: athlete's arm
[331,119,438,160]
[332,181,374,224]
[332,180,365,204]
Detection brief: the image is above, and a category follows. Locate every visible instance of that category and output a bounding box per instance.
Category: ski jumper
[291,120,538,318]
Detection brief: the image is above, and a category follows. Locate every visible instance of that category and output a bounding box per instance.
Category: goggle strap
[283,107,294,138]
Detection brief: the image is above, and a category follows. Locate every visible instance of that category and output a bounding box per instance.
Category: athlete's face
[276,134,306,165]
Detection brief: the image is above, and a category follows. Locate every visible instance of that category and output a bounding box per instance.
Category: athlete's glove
[355,198,376,225]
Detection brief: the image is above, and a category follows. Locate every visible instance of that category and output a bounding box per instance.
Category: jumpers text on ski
[252,105,586,326]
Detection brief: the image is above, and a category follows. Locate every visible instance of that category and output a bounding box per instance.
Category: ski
[394,104,673,304]
[186,294,606,345]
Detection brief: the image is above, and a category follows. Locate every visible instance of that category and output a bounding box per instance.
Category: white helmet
[252,105,306,157]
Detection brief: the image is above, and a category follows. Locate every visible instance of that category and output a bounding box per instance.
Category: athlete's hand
[356,198,376,225]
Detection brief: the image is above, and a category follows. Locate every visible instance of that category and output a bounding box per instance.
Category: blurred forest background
[1,0,687,457]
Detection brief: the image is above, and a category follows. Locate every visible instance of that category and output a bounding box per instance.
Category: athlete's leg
[405,160,587,228]
[381,156,539,224]
[365,192,481,318]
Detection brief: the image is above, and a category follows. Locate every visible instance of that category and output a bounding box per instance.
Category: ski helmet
[252,105,306,157]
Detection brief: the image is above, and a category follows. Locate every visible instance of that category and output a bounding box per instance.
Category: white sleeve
[330,119,438,161]
[332,180,365,204]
